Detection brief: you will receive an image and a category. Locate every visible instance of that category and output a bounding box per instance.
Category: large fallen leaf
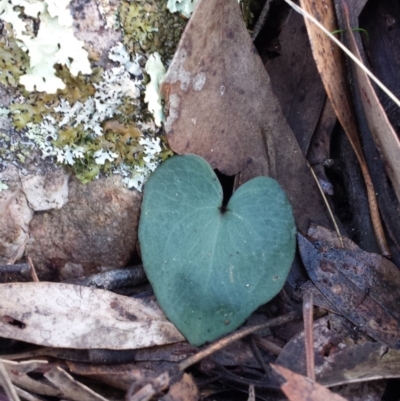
[298,228,400,348]
[139,155,296,345]
[162,0,332,232]
[271,364,347,401]
[0,282,184,349]
[296,0,388,254]
[266,9,326,155]
[343,7,400,204]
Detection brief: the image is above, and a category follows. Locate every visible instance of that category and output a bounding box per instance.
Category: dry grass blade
[287,0,390,256]
[0,361,20,401]
[284,0,400,108]
[44,367,110,401]
[343,4,400,205]
[307,162,344,248]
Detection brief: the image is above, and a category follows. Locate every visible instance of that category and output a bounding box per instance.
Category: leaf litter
[2,0,400,400]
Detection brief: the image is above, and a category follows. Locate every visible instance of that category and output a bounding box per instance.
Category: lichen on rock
[0,0,92,93]
[118,0,187,62]
[0,0,188,191]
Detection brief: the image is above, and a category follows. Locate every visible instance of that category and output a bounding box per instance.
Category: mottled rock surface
[25,176,142,281]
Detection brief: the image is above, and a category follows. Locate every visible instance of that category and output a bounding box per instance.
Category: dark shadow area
[214,170,235,214]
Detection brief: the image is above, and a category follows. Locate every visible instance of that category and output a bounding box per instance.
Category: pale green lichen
[145,53,166,127]
[20,43,171,190]
[0,107,10,117]
[167,0,198,18]
[0,181,9,191]
[0,0,92,93]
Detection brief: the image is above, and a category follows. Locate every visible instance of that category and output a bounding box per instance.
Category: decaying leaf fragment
[318,342,400,387]
[298,226,400,348]
[162,0,331,232]
[44,366,110,401]
[276,314,400,388]
[0,282,184,349]
[271,364,347,401]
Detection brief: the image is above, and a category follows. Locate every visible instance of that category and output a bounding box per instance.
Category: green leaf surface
[139,155,296,345]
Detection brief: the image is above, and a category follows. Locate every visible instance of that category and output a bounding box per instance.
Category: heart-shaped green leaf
[139,155,296,345]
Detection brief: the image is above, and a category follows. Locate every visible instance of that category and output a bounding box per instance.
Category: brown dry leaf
[276,316,352,378]
[298,0,389,255]
[160,373,199,401]
[162,0,270,177]
[298,228,400,348]
[0,282,184,349]
[343,6,400,204]
[271,364,347,401]
[44,366,110,401]
[162,0,331,232]
[266,9,326,155]
[318,342,400,387]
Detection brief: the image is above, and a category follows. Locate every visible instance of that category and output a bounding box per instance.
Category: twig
[251,0,274,40]
[254,335,283,356]
[303,292,315,381]
[247,384,256,401]
[0,264,30,277]
[27,257,39,282]
[179,311,299,371]
[65,266,147,290]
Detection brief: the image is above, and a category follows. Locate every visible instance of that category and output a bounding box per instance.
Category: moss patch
[118,0,187,62]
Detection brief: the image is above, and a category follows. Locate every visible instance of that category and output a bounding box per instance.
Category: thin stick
[251,0,273,40]
[303,292,315,381]
[247,384,256,401]
[254,336,283,356]
[178,311,299,371]
[284,0,400,109]
[307,162,344,248]
[27,257,39,282]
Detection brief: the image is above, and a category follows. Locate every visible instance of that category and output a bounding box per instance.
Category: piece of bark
[271,364,347,401]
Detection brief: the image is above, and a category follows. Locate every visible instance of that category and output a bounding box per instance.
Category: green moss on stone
[118,0,187,62]
[0,27,28,87]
